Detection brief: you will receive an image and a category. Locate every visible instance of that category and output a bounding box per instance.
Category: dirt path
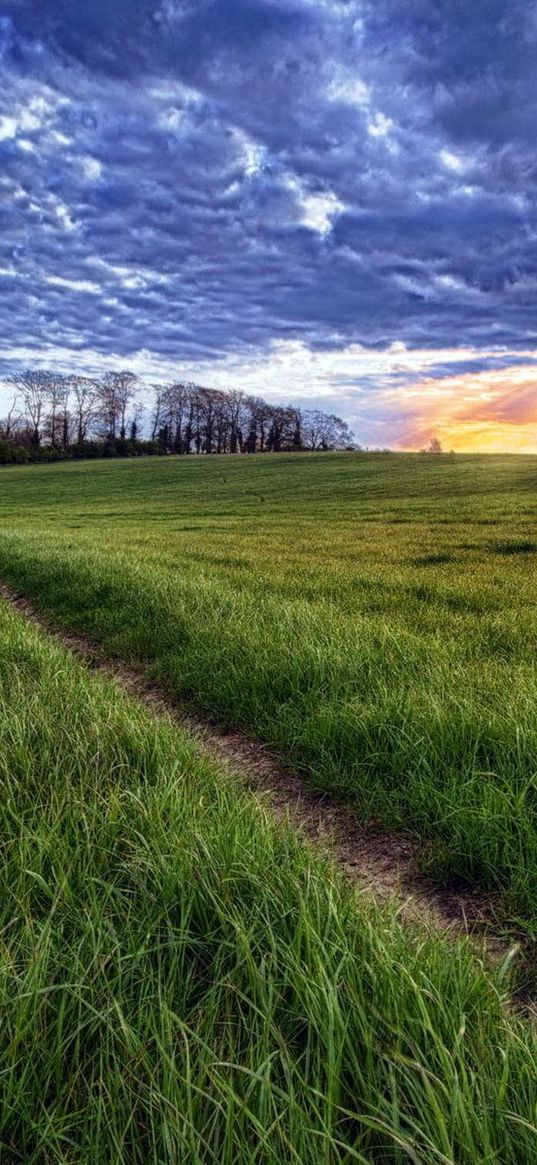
[0,582,510,949]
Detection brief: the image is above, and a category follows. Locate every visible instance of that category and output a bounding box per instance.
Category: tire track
[0,582,513,955]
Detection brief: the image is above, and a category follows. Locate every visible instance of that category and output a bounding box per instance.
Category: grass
[0,452,535,927]
[0,597,536,1163]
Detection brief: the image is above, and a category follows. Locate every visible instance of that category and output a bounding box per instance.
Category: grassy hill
[0,451,536,1161]
[0,451,536,924]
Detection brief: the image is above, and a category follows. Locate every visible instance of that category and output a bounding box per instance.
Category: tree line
[0,370,356,464]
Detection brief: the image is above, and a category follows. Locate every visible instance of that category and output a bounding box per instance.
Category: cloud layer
[0,1,536,448]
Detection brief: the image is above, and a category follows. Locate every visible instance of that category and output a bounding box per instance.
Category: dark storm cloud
[0,0,536,377]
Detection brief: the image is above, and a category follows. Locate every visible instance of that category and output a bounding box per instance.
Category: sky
[0,0,536,451]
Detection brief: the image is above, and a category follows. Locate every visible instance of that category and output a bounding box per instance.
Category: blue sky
[1,0,536,449]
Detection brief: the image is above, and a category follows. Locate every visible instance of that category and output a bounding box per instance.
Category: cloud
[0,1,535,449]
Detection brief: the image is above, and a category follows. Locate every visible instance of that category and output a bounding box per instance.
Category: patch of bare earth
[0,583,511,953]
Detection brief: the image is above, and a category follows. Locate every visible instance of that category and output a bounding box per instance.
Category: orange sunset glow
[391,367,537,453]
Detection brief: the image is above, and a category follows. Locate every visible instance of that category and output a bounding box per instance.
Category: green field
[0,451,535,926]
[0,597,536,1163]
[0,451,537,1161]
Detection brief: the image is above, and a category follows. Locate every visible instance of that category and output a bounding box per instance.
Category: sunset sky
[0,1,536,451]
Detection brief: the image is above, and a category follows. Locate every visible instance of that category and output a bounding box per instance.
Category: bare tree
[8,370,51,447]
[70,377,99,446]
[301,409,326,451]
[95,370,138,443]
[198,387,228,453]
[43,373,71,449]
[226,389,246,453]
[161,382,190,451]
[301,409,353,451]
[0,392,20,439]
[243,396,273,452]
[116,371,138,440]
[151,385,164,441]
[0,366,358,462]
[266,405,296,452]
